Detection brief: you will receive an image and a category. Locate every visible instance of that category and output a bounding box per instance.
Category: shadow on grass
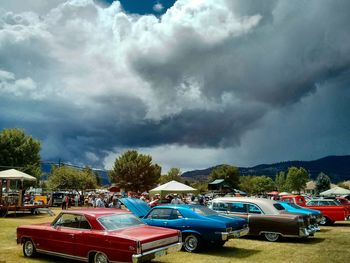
[200,246,261,258]
[332,222,350,227]
[279,237,325,244]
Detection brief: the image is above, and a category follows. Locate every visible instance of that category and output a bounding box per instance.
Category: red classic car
[17,209,182,263]
[280,195,350,225]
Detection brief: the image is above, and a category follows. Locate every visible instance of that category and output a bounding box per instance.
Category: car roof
[212,197,281,214]
[60,208,131,217]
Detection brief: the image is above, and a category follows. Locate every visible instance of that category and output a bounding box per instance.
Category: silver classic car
[208,197,316,242]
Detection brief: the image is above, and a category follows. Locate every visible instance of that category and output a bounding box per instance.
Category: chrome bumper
[299,226,316,237]
[220,227,249,241]
[132,242,182,263]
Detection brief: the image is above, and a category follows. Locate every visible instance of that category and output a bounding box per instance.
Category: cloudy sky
[1,0,349,173]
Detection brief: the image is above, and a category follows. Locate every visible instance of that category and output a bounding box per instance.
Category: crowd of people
[60,191,208,210]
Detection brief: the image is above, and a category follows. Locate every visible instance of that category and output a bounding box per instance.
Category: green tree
[251,176,276,195]
[285,167,309,193]
[190,182,207,193]
[109,150,161,192]
[47,166,97,191]
[209,164,240,189]
[275,171,287,192]
[0,128,41,178]
[239,175,255,194]
[159,168,182,184]
[315,172,331,194]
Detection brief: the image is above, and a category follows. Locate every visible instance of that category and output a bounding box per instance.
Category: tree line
[0,128,339,195]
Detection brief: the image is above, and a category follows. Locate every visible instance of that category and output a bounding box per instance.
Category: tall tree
[159,167,182,184]
[239,175,255,194]
[315,172,331,194]
[275,171,287,192]
[47,166,97,191]
[209,164,240,189]
[251,176,276,195]
[0,128,41,178]
[285,167,309,193]
[109,150,161,192]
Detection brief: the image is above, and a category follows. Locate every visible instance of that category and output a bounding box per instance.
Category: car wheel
[23,239,36,257]
[94,252,109,263]
[183,234,201,252]
[264,232,280,242]
[319,216,333,226]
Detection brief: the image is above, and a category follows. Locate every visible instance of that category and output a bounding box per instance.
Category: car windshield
[98,214,144,231]
[192,206,218,216]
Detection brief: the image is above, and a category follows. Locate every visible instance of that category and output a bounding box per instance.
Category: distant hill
[182,155,350,183]
[41,162,110,186]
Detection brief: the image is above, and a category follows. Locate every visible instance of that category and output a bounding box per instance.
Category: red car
[281,195,350,225]
[17,209,182,263]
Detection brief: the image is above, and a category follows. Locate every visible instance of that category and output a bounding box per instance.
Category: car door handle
[164,222,168,226]
[68,234,75,238]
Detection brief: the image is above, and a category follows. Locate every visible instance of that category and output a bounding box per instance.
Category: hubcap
[265,233,279,242]
[95,252,108,263]
[185,235,198,251]
[320,217,327,225]
[25,241,34,256]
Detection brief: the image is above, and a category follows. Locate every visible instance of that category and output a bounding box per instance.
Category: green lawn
[1,209,349,263]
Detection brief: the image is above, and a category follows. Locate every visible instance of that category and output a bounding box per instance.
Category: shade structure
[278,192,291,196]
[0,169,37,181]
[319,186,350,196]
[149,180,198,198]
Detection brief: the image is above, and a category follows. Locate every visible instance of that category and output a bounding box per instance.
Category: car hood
[120,198,151,218]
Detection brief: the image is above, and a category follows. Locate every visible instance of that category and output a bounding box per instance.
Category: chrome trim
[218,227,249,241]
[36,249,88,262]
[132,242,182,263]
[142,236,179,250]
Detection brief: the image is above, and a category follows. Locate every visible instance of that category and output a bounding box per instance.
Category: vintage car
[208,197,316,242]
[280,195,350,225]
[17,209,182,263]
[120,198,249,252]
[278,201,322,231]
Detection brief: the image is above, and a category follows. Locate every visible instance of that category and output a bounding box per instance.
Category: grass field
[0,208,349,263]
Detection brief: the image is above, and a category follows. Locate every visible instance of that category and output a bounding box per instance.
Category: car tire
[23,239,37,257]
[264,232,280,242]
[183,234,201,252]
[93,252,109,263]
[319,216,333,226]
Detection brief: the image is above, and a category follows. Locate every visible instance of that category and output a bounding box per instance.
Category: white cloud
[153,3,164,13]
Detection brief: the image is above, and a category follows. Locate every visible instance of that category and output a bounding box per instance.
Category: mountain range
[181,155,350,183]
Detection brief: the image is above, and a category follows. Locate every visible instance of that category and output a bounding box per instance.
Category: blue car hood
[120,198,151,218]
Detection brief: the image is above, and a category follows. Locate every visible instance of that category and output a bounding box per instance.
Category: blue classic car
[121,198,249,252]
[278,202,323,231]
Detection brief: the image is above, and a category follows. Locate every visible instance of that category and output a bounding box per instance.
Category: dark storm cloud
[1,0,350,170]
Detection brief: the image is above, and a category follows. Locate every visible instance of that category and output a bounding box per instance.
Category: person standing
[171,194,183,204]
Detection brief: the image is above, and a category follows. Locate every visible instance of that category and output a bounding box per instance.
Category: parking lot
[0,208,349,263]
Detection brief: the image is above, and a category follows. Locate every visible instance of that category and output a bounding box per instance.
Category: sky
[0,0,349,173]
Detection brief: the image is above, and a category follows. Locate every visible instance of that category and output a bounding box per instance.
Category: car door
[46,213,82,256]
[144,208,174,228]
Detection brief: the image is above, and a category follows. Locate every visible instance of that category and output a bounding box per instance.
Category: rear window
[193,206,218,216]
[98,214,144,231]
[273,203,285,211]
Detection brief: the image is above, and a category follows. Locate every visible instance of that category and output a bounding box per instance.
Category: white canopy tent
[0,169,37,181]
[149,180,198,199]
[319,186,350,196]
